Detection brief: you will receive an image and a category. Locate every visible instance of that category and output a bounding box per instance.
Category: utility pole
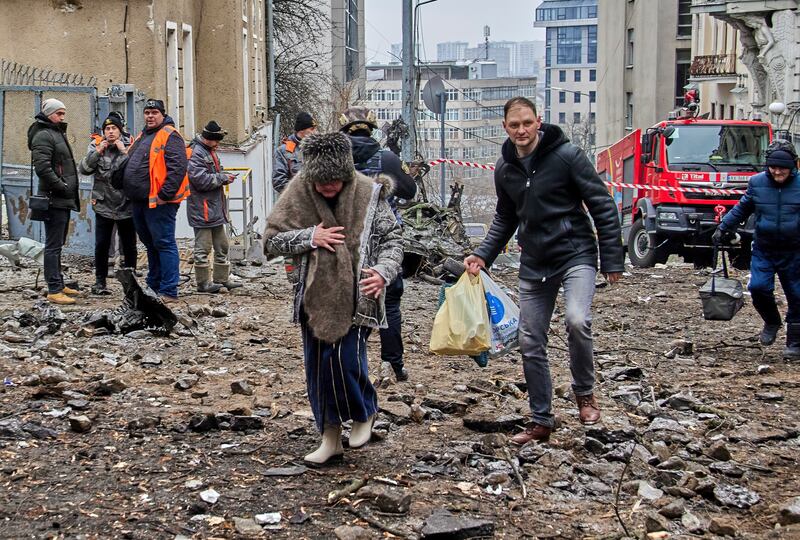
[401,0,416,162]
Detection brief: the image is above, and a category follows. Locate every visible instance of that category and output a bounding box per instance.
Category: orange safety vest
[284,139,297,153]
[135,125,192,209]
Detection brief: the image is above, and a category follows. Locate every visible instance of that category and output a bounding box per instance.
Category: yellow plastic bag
[430,272,491,356]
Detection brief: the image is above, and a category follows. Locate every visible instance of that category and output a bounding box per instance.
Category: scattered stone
[420,509,495,539]
[754,391,783,402]
[140,353,163,366]
[665,392,701,411]
[66,399,90,410]
[657,456,687,470]
[462,412,524,433]
[189,413,218,432]
[254,512,282,525]
[482,471,510,486]
[191,390,209,398]
[356,484,411,513]
[706,440,731,461]
[229,415,264,431]
[709,461,744,478]
[713,483,760,508]
[756,364,773,374]
[174,374,199,391]
[262,465,307,477]
[409,403,427,423]
[0,418,25,438]
[644,511,672,533]
[211,308,229,318]
[39,367,68,385]
[232,516,262,535]
[184,479,203,489]
[778,497,800,525]
[231,380,253,396]
[421,395,469,415]
[585,427,636,444]
[127,416,161,430]
[682,512,705,534]
[647,417,685,433]
[604,366,643,381]
[638,481,664,502]
[728,424,795,444]
[334,525,372,540]
[20,374,40,386]
[380,400,413,422]
[68,415,92,433]
[96,378,127,395]
[709,518,737,537]
[288,510,309,524]
[658,499,685,519]
[199,488,219,504]
[125,330,153,339]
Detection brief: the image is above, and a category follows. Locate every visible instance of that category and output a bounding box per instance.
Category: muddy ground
[0,252,798,540]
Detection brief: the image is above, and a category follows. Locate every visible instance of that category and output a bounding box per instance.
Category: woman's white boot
[349,415,375,448]
[304,425,343,464]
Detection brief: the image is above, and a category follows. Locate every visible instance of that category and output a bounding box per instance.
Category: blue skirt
[301,319,378,433]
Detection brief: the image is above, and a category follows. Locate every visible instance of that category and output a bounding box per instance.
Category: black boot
[91,279,110,295]
[785,323,800,359]
[751,291,782,345]
[392,364,409,382]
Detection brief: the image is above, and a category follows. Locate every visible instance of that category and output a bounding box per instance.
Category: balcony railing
[690,53,737,77]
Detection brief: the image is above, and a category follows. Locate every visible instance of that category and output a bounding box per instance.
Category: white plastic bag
[480,272,520,357]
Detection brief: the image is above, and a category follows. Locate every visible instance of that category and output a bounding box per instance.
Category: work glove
[712,227,733,245]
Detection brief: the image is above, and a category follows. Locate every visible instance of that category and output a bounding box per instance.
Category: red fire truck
[596,110,772,269]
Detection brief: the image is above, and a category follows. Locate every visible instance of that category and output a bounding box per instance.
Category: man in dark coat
[272,111,317,194]
[340,106,417,382]
[122,99,188,303]
[714,139,800,358]
[187,121,242,293]
[465,97,624,444]
[27,98,81,305]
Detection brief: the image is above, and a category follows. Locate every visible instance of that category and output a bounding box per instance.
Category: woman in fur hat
[264,132,403,465]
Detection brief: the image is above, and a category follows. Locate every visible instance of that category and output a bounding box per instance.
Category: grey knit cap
[41,98,66,117]
[300,132,356,185]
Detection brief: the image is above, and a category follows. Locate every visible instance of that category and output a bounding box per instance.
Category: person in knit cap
[272,111,317,194]
[79,112,137,295]
[27,98,81,305]
[714,139,800,358]
[186,121,242,293]
[264,131,403,465]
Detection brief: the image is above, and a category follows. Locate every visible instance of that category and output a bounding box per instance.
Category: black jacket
[122,116,187,202]
[349,135,417,200]
[27,113,80,211]
[474,124,624,280]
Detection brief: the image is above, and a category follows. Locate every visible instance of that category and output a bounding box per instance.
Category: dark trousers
[748,244,800,324]
[379,276,405,369]
[95,214,137,282]
[43,208,71,294]
[131,201,180,298]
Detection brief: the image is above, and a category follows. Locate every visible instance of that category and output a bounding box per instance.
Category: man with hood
[714,139,800,359]
[464,97,624,444]
[27,98,81,305]
[122,99,189,303]
[340,106,417,382]
[79,112,137,295]
[186,121,242,293]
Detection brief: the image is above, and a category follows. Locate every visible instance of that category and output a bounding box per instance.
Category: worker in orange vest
[122,99,189,304]
[272,111,317,194]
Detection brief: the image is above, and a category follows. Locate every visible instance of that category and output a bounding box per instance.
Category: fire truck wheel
[628,218,666,268]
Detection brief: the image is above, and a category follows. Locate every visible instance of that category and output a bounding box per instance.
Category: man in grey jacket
[272,111,317,194]
[187,121,241,293]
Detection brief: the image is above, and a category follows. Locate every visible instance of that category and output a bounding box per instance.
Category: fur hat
[300,132,356,185]
[339,106,378,135]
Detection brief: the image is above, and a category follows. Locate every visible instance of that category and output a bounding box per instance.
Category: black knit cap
[143,99,165,114]
[102,113,124,131]
[202,120,227,141]
[294,111,317,132]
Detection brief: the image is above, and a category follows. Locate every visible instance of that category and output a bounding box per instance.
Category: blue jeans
[518,265,597,428]
[131,201,180,298]
[748,244,800,324]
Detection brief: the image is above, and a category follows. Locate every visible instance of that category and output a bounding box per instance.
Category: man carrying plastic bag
[464,97,624,444]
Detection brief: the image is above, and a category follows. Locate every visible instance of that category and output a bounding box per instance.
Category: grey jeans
[193,225,229,266]
[518,264,597,428]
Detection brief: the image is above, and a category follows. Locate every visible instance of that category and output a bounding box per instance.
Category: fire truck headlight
[659,212,679,222]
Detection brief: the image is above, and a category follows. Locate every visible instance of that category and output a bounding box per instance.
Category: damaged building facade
[0,0,272,250]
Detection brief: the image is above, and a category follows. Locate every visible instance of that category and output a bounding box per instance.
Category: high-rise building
[437,41,469,62]
[534,0,598,150]
[595,0,692,151]
[516,41,545,78]
[466,43,513,77]
[390,43,402,63]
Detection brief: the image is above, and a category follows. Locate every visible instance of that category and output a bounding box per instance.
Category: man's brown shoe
[510,422,552,445]
[576,393,601,425]
[62,286,80,296]
[47,292,76,305]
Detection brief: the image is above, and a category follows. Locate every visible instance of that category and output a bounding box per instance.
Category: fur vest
[264,172,403,343]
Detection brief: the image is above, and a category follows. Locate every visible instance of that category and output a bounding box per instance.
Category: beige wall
[597,0,691,150]
[0,0,267,143]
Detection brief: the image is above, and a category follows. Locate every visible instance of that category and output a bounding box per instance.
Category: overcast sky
[364,0,546,64]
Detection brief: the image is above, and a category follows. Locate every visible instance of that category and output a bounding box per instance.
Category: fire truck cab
[596,116,771,268]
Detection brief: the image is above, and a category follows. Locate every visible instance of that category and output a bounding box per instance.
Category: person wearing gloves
[79,113,137,295]
[186,121,242,293]
[264,132,403,465]
[27,98,81,305]
[713,139,800,358]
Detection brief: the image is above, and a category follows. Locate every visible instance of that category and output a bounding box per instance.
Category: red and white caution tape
[427,159,747,196]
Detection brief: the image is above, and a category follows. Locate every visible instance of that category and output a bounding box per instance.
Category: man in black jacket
[465,97,624,444]
[27,98,81,305]
[340,106,417,381]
